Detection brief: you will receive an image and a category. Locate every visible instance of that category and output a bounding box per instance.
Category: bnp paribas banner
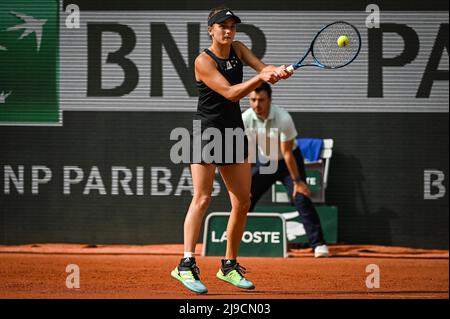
[1,0,449,126]
[0,0,60,125]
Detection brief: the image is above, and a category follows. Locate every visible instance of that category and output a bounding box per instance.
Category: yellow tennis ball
[337,35,350,47]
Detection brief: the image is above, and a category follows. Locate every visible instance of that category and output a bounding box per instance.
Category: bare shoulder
[232,40,248,58]
[195,52,217,79]
[196,51,218,69]
[233,40,247,49]
[195,51,211,67]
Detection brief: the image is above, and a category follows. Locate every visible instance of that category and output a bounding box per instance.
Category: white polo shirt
[242,105,298,161]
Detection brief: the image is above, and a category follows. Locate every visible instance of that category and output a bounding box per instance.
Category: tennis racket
[286,21,361,72]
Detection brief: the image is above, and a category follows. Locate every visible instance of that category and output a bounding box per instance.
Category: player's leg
[183,163,216,252]
[171,163,216,294]
[219,161,251,259]
[216,161,255,289]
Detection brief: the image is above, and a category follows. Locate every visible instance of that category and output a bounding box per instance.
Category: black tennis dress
[192,44,249,165]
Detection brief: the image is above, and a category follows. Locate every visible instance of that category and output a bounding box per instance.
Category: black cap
[208,9,241,26]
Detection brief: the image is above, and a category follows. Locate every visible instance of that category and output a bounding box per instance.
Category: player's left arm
[233,41,291,78]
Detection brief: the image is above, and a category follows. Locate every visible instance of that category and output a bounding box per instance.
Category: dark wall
[259,112,449,249]
[1,111,448,248]
[0,0,448,249]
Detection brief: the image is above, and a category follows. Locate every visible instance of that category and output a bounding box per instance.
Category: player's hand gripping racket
[286,21,361,73]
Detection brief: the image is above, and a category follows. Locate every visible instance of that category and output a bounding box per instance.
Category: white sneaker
[314,244,330,258]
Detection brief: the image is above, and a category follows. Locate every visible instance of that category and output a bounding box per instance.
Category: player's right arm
[195,52,280,102]
[233,41,292,79]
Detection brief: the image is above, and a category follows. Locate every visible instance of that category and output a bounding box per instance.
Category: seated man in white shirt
[242,82,329,257]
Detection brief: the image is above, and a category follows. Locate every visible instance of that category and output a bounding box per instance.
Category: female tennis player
[170,6,291,294]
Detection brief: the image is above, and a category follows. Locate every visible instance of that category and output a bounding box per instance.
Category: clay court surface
[0,244,448,299]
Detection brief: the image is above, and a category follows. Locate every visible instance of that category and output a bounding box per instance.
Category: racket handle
[286,65,295,73]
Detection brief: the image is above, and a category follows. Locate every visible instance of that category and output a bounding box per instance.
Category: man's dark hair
[254,82,272,98]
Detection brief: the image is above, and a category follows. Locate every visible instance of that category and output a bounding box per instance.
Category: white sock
[183,252,194,258]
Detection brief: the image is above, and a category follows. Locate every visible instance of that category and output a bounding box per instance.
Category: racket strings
[312,22,360,68]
